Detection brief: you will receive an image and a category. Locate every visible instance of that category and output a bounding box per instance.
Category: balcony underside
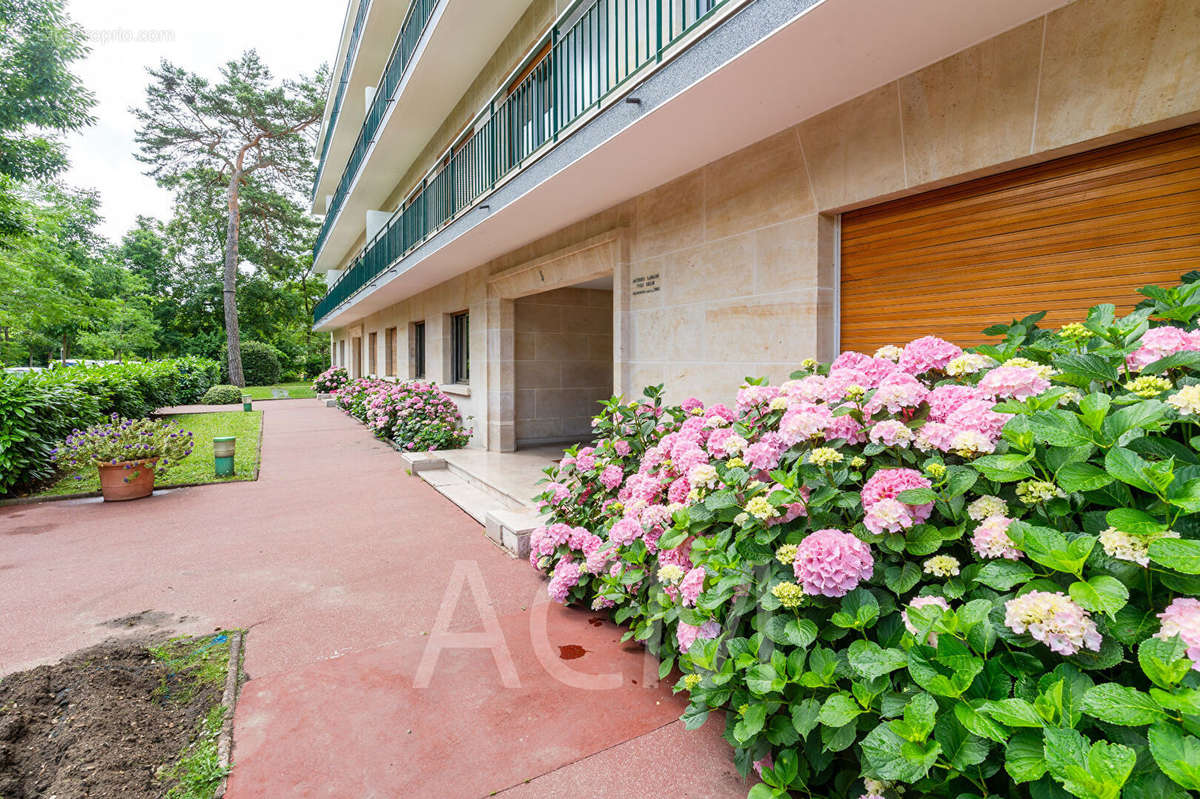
[313,0,535,271]
[314,0,1068,331]
[311,0,417,214]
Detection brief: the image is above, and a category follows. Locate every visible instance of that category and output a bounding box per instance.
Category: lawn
[241,382,315,400]
[34,411,262,497]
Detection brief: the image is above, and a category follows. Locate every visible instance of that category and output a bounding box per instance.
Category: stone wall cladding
[331,0,1200,450]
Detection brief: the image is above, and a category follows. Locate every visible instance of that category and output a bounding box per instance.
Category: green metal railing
[311,0,372,201]
[315,0,726,324]
[315,0,440,256]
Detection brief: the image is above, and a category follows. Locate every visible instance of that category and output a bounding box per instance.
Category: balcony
[311,0,372,203]
[312,0,535,269]
[313,0,1069,330]
[310,1,418,216]
[315,0,735,324]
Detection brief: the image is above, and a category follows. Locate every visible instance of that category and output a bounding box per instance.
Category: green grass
[152,631,240,799]
[241,382,315,400]
[32,411,262,497]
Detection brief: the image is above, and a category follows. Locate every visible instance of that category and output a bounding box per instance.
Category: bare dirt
[0,637,220,799]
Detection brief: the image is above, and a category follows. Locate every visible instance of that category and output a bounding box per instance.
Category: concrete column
[366,210,390,242]
[364,85,376,112]
[329,331,335,368]
[325,269,342,288]
[324,194,334,215]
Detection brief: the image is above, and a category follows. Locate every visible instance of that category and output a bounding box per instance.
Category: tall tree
[133,51,325,386]
[0,0,94,233]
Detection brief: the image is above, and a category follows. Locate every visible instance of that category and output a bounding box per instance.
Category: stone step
[484,509,543,560]
[443,461,532,513]
[418,470,497,526]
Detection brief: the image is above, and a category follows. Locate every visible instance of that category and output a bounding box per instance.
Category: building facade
[311,0,1200,451]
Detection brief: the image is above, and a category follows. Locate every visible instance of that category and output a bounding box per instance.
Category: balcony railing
[314,0,440,257]
[311,0,372,201]
[315,0,728,325]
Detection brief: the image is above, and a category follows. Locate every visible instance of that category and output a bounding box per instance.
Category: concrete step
[484,509,543,560]
[418,470,497,526]
[444,461,533,513]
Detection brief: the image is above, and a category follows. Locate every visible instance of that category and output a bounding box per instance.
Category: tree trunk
[223,168,245,387]
[61,333,69,365]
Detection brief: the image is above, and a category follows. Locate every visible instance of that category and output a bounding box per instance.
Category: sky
[62,0,347,241]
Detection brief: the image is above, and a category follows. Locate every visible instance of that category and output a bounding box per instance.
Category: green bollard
[214,436,236,476]
[242,396,252,412]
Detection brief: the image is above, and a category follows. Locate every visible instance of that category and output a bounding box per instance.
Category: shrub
[312,366,349,394]
[0,357,218,496]
[334,378,471,450]
[220,341,282,386]
[531,278,1200,799]
[53,414,194,475]
[201,385,243,405]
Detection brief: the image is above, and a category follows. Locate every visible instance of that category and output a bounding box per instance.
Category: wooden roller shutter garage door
[839,125,1200,354]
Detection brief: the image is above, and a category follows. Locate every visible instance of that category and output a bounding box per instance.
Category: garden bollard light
[214,436,236,476]
[242,396,252,412]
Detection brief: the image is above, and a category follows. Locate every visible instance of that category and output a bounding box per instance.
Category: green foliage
[0,0,94,227]
[53,414,194,473]
[532,277,1200,799]
[201,385,243,405]
[220,341,280,386]
[0,357,218,495]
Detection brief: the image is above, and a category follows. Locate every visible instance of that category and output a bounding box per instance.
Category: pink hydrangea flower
[545,482,571,505]
[752,753,774,778]
[613,439,632,457]
[824,414,866,445]
[926,384,989,423]
[972,515,1022,560]
[676,619,721,652]
[680,566,706,607]
[667,477,691,504]
[780,404,832,445]
[903,595,951,644]
[782,375,827,403]
[867,371,928,414]
[681,396,704,414]
[600,464,623,491]
[824,368,872,401]
[548,558,581,603]
[745,436,784,471]
[1128,326,1200,372]
[1005,590,1101,655]
[945,399,1007,441]
[898,335,963,375]
[914,421,956,452]
[861,468,934,523]
[977,365,1051,400]
[1158,597,1200,670]
[608,517,643,546]
[864,497,917,535]
[868,420,914,448]
[793,529,874,597]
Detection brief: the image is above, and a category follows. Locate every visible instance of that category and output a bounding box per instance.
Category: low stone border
[213,629,245,799]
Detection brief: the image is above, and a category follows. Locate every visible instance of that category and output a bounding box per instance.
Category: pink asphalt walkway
[0,399,746,798]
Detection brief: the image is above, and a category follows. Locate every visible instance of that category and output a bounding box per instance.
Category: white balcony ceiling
[311,0,417,213]
[314,0,537,270]
[315,0,1071,331]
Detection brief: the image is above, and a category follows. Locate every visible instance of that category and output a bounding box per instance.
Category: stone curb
[213,629,245,799]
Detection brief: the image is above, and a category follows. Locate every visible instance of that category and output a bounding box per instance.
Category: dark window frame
[412,320,426,379]
[450,312,469,384]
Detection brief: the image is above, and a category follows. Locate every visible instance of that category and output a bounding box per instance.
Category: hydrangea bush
[312,366,349,394]
[334,377,471,451]
[532,278,1200,799]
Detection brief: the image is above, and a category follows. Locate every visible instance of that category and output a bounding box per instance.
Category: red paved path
[0,399,746,798]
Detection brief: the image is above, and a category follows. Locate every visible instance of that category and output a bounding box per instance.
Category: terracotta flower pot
[96,458,159,502]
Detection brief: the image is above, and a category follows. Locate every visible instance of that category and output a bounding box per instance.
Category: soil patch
[0,636,223,798]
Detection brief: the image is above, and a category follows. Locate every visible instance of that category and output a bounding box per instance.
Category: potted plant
[52,414,194,501]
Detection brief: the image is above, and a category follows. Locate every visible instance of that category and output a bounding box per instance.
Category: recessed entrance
[513,279,613,450]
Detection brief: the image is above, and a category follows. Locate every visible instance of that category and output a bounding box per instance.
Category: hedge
[0,357,219,496]
[531,276,1200,799]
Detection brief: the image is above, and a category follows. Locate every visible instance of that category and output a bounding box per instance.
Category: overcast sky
[62,0,346,240]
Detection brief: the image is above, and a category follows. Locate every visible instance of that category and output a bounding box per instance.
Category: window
[450,312,469,384]
[368,331,378,375]
[412,321,426,378]
[385,327,397,376]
